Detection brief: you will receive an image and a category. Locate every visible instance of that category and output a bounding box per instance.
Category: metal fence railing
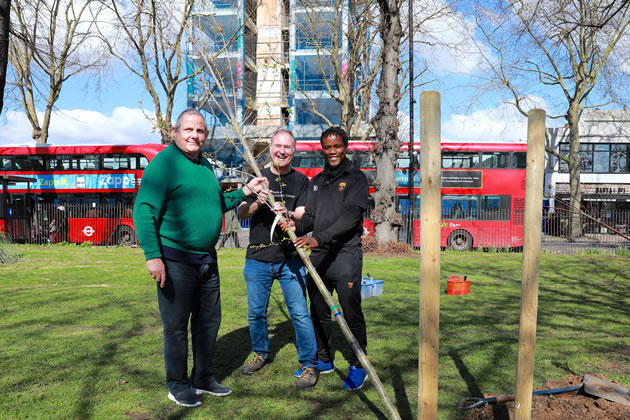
[2,204,253,249]
[366,207,630,255]
[2,203,135,246]
[540,208,630,254]
[3,203,628,254]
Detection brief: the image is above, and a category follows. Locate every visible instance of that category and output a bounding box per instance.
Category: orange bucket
[447,275,470,295]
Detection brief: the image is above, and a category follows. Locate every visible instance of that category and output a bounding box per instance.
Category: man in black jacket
[281,126,370,390]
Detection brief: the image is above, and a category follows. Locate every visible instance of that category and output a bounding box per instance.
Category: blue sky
[0,63,176,146]
[0,1,552,147]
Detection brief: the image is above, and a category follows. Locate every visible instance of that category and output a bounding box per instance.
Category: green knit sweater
[133,144,246,260]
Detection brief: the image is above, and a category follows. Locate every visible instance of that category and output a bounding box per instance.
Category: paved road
[542,234,630,254]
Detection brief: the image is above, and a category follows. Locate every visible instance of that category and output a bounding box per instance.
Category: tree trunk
[163,100,175,144]
[33,127,47,144]
[152,96,171,144]
[371,0,403,248]
[566,107,582,240]
[158,113,172,144]
[0,0,10,116]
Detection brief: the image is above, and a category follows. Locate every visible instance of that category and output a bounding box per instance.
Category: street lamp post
[408,0,416,243]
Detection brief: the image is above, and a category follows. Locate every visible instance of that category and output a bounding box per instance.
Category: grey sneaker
[242,353,266,375]
[168,390,202,407]
[296,367,319,389]
[193,377,232,396]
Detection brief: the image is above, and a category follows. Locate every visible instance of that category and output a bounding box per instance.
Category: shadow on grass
[213,321,302,381]
[450,349,483,398]
[321,305,415,418]
[68,298,160,419]
[391,365,413,420]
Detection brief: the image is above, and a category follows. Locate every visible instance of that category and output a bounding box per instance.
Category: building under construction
[186,0,366,175]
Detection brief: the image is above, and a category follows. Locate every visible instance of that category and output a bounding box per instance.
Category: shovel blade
[583,374,630,407]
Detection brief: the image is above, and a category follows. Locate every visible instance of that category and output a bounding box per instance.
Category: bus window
[74,154,100,170]
[15,156,30,170]
[481,152,510,168]
[479,195,511,220]
[129,154,141,170]
[46,155,71,170]
[398,196,421,217]
[103,154,131,170]
[348,151,374,168]
[293,151,323,168]
[15,156,45,171]
[512,152,527,169]
[442,152,480,169]
[397,152,419,169]
[0,157,13,170]
[138,156,149,169]
[442,195,478,220]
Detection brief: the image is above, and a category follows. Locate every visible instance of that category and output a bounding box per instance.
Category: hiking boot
[294,359,334,377]
[168,390,202,407]
[242,353,266,375]
[193,377,232,397]
[296,367,319,389]
[343,365,368,390]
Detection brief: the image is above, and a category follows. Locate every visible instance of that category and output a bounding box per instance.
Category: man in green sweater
[134,108,267,408]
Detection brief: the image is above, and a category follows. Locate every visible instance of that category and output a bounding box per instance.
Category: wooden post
[514,109,546,419]
[418,91,441,420]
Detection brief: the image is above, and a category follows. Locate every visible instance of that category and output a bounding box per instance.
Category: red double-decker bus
[0,144,165,245]
[293,140,528,250]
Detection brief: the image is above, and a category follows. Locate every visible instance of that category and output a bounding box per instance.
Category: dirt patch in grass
[465,375,630,420]
[362,236,414,256]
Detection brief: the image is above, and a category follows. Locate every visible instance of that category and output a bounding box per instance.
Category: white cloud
[414,1,492,74]
[0,108,161,146]
[442,100,549,142]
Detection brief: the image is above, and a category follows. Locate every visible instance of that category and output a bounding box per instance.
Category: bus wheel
[448,230,472,251]
[116,226,137,246]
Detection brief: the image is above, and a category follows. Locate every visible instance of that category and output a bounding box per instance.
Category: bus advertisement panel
[5,173,140,193]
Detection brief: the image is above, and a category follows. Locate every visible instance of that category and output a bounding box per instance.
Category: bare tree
[473,0,630,239]
[97,0,199,144]
[369,0,404,246]
[291,0,380,137]
[8,0,106,143]
[295,0,454,247]
[0,0,10,115]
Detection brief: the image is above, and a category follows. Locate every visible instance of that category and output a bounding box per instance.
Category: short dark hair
[320,126,348,147]
[174,108,206,131]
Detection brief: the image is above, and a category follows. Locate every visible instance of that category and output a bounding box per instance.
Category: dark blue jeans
[157,259,221,393]
[243,258,317,368]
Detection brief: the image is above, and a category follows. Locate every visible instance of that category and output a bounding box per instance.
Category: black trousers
[157,260,221,393]
[307,248,367,367]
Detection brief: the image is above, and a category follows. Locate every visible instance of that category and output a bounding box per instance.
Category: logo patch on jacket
[348,282,353,288]
[338,182,347,191]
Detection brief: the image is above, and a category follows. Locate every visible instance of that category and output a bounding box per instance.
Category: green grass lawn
[1,245,628,419]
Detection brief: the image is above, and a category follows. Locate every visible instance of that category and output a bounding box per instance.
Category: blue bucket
[361,276,384,299]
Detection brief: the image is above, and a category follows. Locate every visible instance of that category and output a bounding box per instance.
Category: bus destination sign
[441,170,483,189]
